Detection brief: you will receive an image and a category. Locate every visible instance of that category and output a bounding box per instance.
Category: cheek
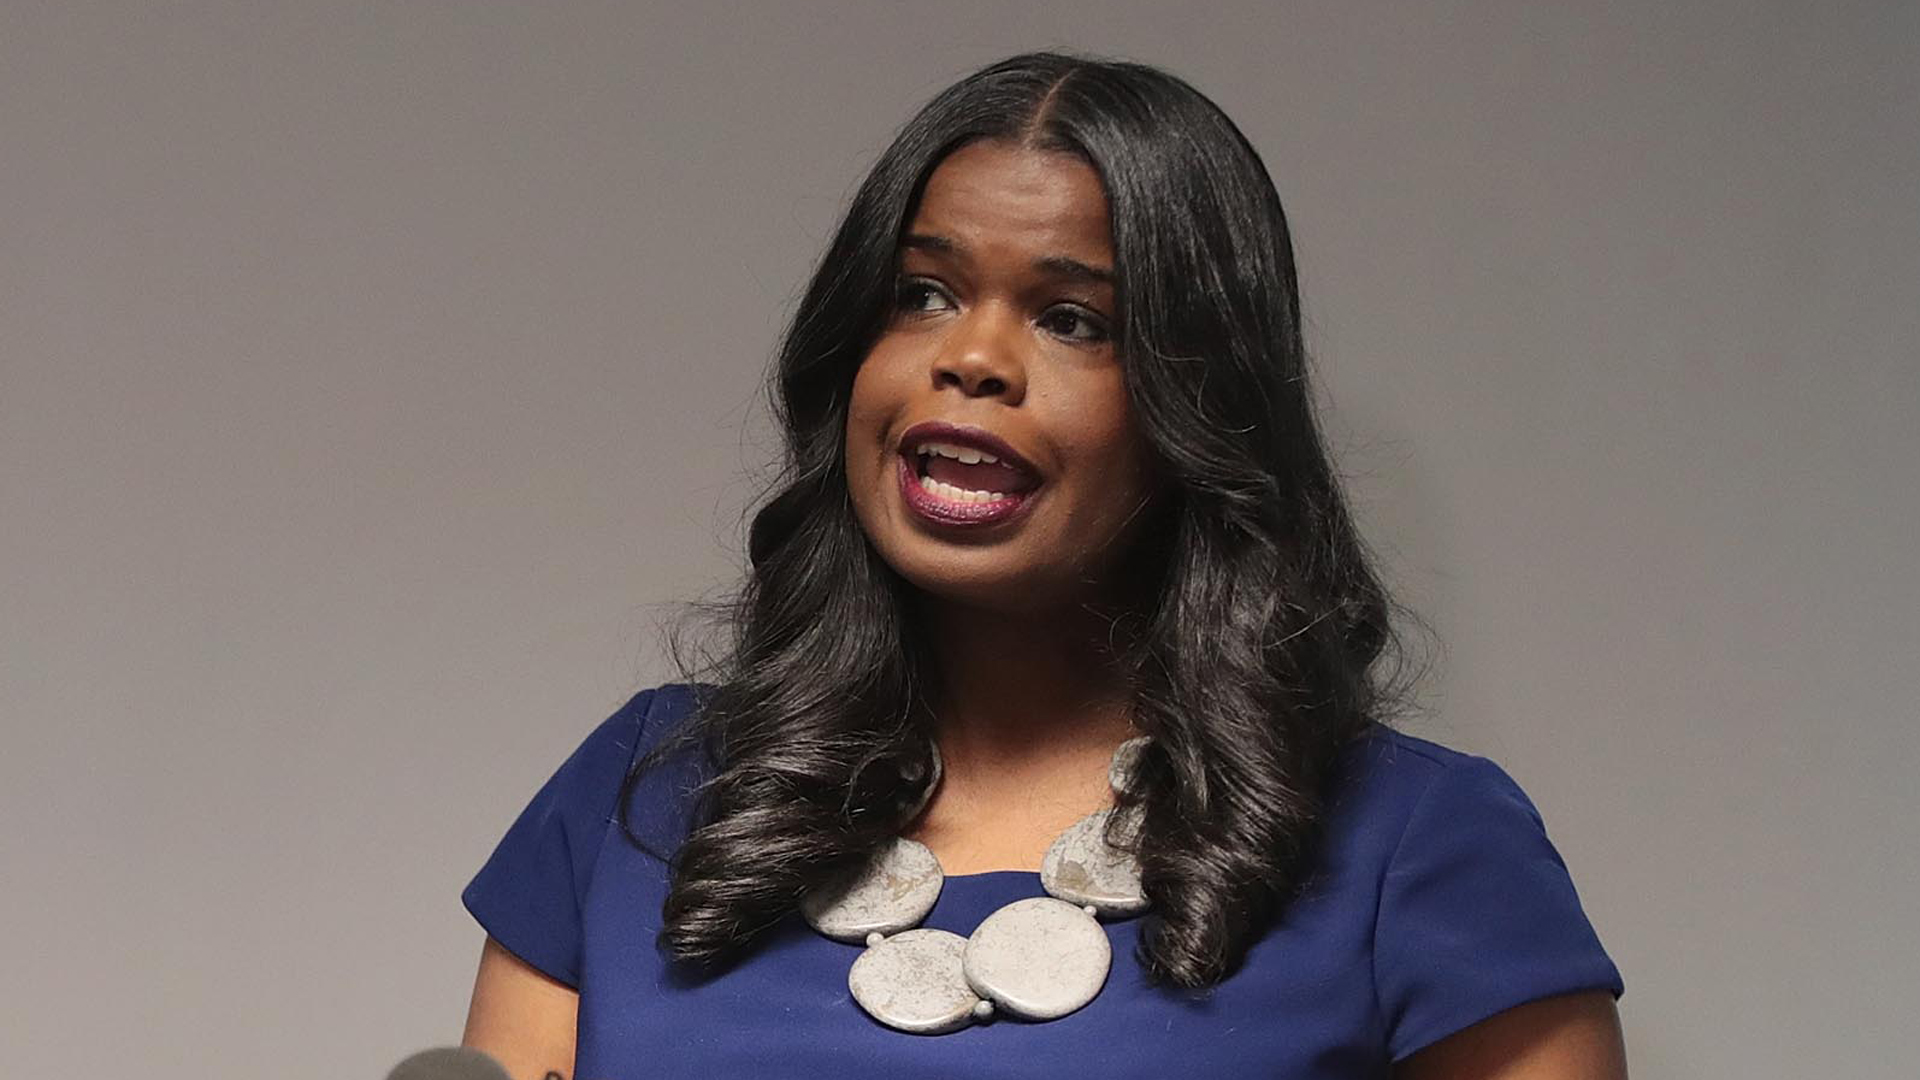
[1057,376,1149,477]
[846,341,930,450]
[844,362,888,460]
[843,355,907,514]
[1064,389,1159,530]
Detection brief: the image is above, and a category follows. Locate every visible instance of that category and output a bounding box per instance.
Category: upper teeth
[915,441,998,465]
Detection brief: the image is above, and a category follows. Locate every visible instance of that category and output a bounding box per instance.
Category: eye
[1039,304,1111,344]
[892,276,954,315]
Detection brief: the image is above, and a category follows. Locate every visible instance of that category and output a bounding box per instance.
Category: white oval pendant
[800,837,943,943]
[1109,735,1150,796]
[1040,807,1148,917]
[963,896,1111,1021]
[848,928,983,1035]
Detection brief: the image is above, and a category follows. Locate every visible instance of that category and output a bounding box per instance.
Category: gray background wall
[3,2,1914,1077]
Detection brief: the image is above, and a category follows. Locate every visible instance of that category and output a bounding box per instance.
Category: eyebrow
[901,233,1113,286]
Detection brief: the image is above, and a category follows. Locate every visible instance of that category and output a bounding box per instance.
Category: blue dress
[465,685,1622,1078]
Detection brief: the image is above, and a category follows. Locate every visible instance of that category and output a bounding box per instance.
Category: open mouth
[907,439,1040,504]
[894,424,1042,526]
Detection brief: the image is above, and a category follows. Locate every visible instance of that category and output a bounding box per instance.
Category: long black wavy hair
[621,51,1417,989]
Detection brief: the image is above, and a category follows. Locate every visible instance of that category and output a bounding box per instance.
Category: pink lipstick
[895,421,1042,528]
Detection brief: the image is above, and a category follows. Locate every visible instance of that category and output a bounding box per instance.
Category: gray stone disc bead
[1108,736,1150,796]
[800,837,943,943]
[1040,807,1148,916]
[963,897,1112,1021]
[848,928,981,1035]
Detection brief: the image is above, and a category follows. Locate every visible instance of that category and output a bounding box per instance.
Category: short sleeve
[1373,754,1623,1062]
[461,690,654,989]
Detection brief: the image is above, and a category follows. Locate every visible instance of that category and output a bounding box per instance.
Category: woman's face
[844,139,1157,615]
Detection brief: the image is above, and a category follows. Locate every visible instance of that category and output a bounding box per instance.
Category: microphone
[384,1047,514,1080]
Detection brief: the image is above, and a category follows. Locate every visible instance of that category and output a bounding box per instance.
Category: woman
[460,52,1626,1078]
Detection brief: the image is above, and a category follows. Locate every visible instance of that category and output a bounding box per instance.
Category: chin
[889,557,1105,619]
[854,491,1139,618]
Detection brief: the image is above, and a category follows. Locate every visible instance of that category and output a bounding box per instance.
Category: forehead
[908,140,1112,259]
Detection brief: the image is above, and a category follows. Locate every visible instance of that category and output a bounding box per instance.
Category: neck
[899,596,1141,873]
[913,598,1139,770]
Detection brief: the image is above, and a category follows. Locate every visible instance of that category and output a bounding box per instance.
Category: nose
[931,306,1027,405]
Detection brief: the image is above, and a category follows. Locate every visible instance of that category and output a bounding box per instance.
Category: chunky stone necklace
[800,737,1150,1035]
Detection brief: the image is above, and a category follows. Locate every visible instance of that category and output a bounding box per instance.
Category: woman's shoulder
[487,683,713,856]
[1324,725,1624,1058]
[560,681,710,776]
[461,682,710,987]
[1340,721,1495,780]
[571,680,709,780]
[1320,723,1564,874]
[1333,722,1514,803]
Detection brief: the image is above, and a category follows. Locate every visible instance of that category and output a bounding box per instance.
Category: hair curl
[621,50,1421,988]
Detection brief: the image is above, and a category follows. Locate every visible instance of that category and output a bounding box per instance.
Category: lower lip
[895,454,1037,527]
